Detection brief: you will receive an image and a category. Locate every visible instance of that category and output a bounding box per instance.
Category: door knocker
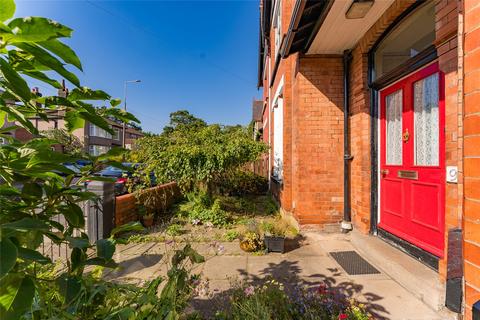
[403,129,410,142]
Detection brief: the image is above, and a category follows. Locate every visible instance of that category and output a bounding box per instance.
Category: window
[89,123,112,139]
[385,90,403,165]
[414,73,439,166]
[272,97,283,180]
[89,145,110,156]
[273,0,282,57]
[374,2,435,80]
[113,128,120,141]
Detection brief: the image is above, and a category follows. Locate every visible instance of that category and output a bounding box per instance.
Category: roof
[283,0,333,57]
[252,100,263,122]
[257,0,272,88]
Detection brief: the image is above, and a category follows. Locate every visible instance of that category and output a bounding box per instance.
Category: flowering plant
[215,280,371,320]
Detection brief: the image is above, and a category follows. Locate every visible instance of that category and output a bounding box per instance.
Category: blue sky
[15,0,262,133]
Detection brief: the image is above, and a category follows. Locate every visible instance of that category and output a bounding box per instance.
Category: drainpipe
[342,50,353,233]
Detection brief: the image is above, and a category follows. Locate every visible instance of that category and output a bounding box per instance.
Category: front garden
[0,2,371,319]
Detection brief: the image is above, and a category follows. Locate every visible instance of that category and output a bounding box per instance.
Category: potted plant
[262,222,286,253]
[138,205,154,227]
[239,231,262,252]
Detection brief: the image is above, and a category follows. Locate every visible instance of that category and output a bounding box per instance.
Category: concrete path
[105,232,450,320]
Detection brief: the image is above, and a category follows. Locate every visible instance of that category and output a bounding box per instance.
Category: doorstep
[349,230,458,319]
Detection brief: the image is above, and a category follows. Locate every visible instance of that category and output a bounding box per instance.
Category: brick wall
[115,182,181,226]
[463,0,480,318]
[290,56,344,225]
[435,0,462,283]
[348,0,416,234]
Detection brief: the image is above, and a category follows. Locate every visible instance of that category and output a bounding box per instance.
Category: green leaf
[0,238,17,278]
[56,274,81,305]
[64,110,85,132]
[96,239,115,261]
[35,96,76,109]
[1,218,49,232]
[65,236,90,249]
[63,203,85,228]
[0,274,34,320]
[68,87,110,101]
[0,57,32,102]
[184,245,205,263]
[16,43,80,87]
[38,39,82,70]
[110,221,144,239]
[22,70,62,89]
[102,107,140,124]
[78,109,113,134]
[84,257,118,268]
[21,182,43,198]
[17,247,50,264]
[0,0,15,23]
[6,17,72,43]
[70,247,86,272]
[110,98,121,107]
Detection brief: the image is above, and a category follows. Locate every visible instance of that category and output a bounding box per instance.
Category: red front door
[379,63,445,257]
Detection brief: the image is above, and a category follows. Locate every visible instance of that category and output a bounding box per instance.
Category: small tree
[0,2,141,318]
[132,111,268,193]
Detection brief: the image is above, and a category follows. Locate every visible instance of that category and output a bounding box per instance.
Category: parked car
[95,163,156,195]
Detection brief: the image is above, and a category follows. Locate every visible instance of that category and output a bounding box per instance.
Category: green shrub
[29,245,204,319]
[215,170,268,196]
[166,223,184,236]
[178,191,230,227]
[223,230,239,241]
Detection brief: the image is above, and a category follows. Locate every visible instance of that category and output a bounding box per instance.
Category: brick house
[258,0,480,317]
[1,86,144,155]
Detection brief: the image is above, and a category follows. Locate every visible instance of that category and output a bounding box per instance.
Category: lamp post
[123,80,141,148]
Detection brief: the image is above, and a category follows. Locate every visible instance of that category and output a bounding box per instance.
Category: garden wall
[115,182,181,226]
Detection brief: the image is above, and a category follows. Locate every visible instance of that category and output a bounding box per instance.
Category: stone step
[349,230,458,319]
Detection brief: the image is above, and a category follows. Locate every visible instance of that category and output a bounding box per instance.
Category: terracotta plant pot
[142,215,154,227]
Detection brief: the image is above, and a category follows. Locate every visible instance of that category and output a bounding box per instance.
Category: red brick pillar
[463,1,480,318]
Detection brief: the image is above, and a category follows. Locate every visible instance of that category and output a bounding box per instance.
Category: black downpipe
[342,50,353,233]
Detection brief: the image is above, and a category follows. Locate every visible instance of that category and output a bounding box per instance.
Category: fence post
[86,181,115,243]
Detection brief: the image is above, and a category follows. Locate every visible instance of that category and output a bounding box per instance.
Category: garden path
[105,231,452,320]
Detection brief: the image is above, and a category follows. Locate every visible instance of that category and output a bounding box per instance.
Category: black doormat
[329,251,380,275]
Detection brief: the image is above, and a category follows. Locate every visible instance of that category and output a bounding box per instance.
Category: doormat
[329,251,380,275]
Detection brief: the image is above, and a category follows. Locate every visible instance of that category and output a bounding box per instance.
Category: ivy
[132,110,268,193]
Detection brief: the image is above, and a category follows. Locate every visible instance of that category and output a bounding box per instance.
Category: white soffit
[307,0,395,55]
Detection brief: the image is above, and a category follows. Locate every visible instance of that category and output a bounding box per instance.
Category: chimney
[31,87,42,97]
[58,79,69,98]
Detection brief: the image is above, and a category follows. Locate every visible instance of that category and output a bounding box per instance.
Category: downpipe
[342,49,353,233]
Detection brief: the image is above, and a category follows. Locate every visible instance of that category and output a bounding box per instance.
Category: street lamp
[123,79,141,148]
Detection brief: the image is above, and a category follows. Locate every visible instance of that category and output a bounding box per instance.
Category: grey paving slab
[351,278,445,320]
[105,232,452,320]
[201,255,248,281]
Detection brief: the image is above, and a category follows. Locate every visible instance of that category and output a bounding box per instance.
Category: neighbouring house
[1,85,144,155]
[252,99,264,141]
[258,0,480,318]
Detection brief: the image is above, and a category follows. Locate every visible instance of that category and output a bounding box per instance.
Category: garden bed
[119,194,299,253]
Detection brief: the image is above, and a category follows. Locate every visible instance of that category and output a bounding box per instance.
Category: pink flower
[338,314,348,320]
[244,285,255,296]
[317,283,327,295]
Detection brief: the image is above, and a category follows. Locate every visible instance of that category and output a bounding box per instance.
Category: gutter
[281,0,307,58]
[342,49,353,233]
